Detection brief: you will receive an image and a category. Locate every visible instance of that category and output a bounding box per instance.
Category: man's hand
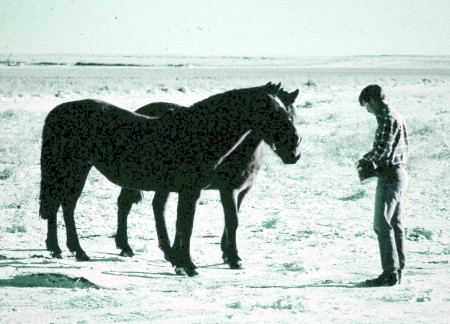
[356,159,377,183]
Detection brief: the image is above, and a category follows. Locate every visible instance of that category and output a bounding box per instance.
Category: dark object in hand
[356,159,377,184]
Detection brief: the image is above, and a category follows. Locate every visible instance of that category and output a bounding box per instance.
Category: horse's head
[254,83,301,164]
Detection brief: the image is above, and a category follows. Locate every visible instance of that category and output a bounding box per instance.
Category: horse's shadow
[1,253,374,286]
[101,270,178,278]
[2,250,373,285]
[0,251,178,288]
[246,280,369,289]
[0,249,143,269]
[2,248,48,252]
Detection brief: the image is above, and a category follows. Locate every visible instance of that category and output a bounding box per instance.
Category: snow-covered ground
[0,56,449,323]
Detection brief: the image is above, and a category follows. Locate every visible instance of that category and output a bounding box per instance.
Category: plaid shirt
[364,107,409,167]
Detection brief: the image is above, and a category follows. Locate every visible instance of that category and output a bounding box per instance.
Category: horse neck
[237,131,264,154]
[187,91,259,163]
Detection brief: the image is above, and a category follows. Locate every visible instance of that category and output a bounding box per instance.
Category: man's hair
[358,84,385,106]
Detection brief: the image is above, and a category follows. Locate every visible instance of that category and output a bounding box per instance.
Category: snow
[0,56,449,323]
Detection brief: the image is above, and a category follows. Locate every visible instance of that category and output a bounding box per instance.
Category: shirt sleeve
[364,116,397,166]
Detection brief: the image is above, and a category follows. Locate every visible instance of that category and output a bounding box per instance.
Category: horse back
[136,102,185,117]
[50,98,152,125]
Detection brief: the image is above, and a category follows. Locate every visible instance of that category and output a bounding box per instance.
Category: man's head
[358,84,385,114]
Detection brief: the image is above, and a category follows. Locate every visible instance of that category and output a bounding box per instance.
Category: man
[357,85,409,286]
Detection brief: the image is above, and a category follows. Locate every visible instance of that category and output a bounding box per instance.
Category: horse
[115,87,300,270]
[39,82,302,276]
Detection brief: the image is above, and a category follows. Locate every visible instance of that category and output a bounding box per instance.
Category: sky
[1,0,450,57]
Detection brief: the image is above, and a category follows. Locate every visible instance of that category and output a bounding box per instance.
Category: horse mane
[189,85,266,111]
[188,82,291,115]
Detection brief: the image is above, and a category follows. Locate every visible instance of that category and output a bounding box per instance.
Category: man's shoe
[364,271,398,287]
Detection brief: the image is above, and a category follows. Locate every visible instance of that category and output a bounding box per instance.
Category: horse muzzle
[278,144,301,164]
[282,152,301,164]
[272,137,302,164]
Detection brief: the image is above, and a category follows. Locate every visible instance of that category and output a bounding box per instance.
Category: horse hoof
[75,252,90,261]
[120,248,135,257]
[223,255,242,269]
[51,252,63,259]
[229,260,243,270]
[174,266,187,276]
[174,266,199,277]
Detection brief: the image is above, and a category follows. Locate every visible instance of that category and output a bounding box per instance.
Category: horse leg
[61,163,91,261]
[171,189,201,276]
[40,154,63,258]
[61,197,89,261]
[45,204,62,259]
[152,190,172,261]
[220,189,243,269]
[116,188,142,257]
[237,187,250,211]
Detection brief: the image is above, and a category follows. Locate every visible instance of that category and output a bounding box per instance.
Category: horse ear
[275,82,281,91]
[289,89,300,103]
[266,82,278,94]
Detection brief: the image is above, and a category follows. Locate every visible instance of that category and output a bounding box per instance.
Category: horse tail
[39,111,63,219]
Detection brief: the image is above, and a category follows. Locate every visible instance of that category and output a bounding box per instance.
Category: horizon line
[1,53,450,58]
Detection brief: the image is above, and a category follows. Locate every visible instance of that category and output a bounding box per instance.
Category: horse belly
[91,158,162,191]
[92,158,215,192]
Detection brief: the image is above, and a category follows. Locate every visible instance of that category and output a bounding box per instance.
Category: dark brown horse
[115,88,299,270]
[39,82,301,276]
